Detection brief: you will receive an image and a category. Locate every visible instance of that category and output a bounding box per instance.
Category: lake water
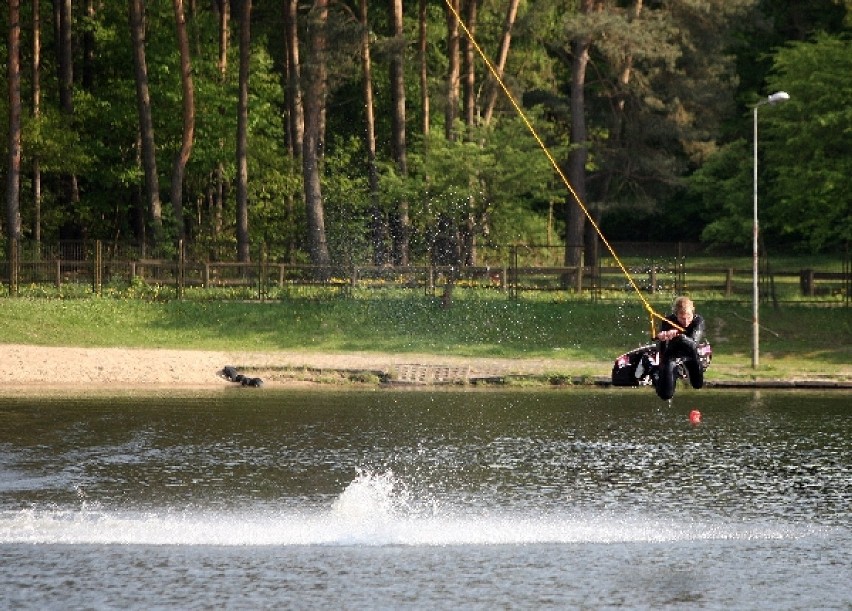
[1,388,849,609]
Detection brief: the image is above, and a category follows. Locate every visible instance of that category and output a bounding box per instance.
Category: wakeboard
[611,342,712,387]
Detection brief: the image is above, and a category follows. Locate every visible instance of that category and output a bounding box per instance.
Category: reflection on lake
[1,388,850,608]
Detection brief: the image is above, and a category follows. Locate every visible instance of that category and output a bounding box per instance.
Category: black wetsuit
[655,313,706,401]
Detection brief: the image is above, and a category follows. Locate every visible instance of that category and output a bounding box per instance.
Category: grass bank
[2,294,849,382]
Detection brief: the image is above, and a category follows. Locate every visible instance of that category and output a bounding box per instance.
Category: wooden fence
[2,239,849,305]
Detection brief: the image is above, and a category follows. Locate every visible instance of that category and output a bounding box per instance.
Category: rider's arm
[689,315,706,344]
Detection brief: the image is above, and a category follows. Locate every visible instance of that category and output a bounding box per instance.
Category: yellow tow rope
[443,0,681,337]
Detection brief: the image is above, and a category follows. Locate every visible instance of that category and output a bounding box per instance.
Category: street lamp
[752,90,790,368]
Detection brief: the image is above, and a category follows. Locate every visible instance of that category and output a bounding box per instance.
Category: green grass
[2,292,849,380]
[601,252,847,272]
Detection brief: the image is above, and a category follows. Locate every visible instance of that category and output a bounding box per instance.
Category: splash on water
[332,469,414,520]
[0,470,816,547]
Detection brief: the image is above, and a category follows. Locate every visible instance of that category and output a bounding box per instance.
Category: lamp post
[752,91,790,368]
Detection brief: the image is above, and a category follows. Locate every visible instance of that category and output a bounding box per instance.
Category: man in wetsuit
[654,296,706,401]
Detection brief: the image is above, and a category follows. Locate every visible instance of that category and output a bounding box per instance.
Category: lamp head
[767,91,790,104]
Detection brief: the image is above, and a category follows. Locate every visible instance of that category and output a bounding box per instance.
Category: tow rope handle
[648,308,685,340]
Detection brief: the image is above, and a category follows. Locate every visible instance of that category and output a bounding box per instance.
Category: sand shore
[3,343,849,395]
[1,343,596,394]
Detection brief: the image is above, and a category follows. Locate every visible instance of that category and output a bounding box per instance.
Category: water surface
[1,388,849,608]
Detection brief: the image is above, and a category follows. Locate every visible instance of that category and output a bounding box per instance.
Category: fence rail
[2,239,849,305]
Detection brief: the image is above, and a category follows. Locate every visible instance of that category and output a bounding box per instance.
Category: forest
[2,0,850,269]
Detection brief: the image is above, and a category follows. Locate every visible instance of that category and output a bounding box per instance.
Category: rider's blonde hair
[673,296,694,314]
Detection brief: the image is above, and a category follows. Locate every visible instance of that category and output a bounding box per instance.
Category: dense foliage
[1,0,849,264]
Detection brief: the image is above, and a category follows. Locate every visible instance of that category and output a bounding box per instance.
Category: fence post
[592,254,601,302]
[93,240,103,295]
[799,269,815,297]
[510,245,518,300]
[177,239,185,300]
[259,242,268,301]
[8,238,19,296]
[575,252,584,293]
[725,268,734,297]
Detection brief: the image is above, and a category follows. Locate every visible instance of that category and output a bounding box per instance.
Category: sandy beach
[3,343,850,395]
[0,343,596,394]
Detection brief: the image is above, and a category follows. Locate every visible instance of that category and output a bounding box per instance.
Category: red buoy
[689,409,702,424]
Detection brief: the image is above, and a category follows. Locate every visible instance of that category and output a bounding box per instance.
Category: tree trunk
[216,0,229,75]
[32,0,42,245]
[236,0,252,262]
[584,0,643,269]
[129,0,163,248]
[564,0,593,282]
[359,0,383,265]
[6,0,22,243]
[132,133,147,244]
[82,0,96,90]
[283,0,304,263]
[389,0,409,265]
[418,0,430,137]
[57,0,73,116]
[284,0,304,157]
[170,0,196,244]
[444,0,460,141]
[57,0,80,238]
[302,0,330,267]
[461,0,478,266]
[212,0,229,250]
[481,0,519,126]
[461,0,477,128]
